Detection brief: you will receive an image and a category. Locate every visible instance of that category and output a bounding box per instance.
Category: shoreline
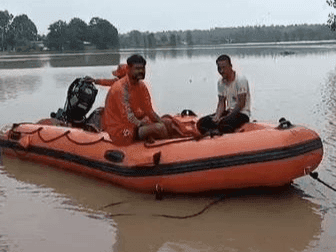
[0,39,336,58]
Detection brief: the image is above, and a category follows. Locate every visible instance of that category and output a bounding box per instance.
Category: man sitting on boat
[99,54,169,145]
[42,55,201,141]
[197,54,251,135]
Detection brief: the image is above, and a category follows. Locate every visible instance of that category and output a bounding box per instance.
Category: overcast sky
[2,0,333,35]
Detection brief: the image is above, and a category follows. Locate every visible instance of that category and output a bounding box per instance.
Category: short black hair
[127,54,146,66]
[216,54,232,66]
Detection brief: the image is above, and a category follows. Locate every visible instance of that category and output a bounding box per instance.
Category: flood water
[1,43,336,251]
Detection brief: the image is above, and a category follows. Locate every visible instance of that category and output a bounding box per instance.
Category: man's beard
[136,73,145,80]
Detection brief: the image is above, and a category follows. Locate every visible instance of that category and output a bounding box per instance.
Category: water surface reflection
[1,156,322,252]
[1,45,336,251]
[0,158,117,252]
[0,72,41,102]
[49,52,120,68]
[0,52,121,69]
[1,43,335,70]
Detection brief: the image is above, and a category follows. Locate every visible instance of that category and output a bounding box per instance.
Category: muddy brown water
[1,44,336,251]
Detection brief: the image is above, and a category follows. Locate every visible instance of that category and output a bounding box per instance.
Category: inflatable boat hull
[0,119,323,194]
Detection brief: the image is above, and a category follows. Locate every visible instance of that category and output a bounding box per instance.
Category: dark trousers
[196,111,249,135]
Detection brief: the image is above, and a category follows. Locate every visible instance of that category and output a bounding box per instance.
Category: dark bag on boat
[85,107,104,132]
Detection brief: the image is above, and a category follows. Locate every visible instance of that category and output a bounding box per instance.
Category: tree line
[0,10,38,51]
[45,17,119,51]
[119,24,336,48]
[1,7,336,53]
[0,10,119,52]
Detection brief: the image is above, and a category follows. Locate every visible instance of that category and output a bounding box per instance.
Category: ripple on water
[0,235,9,252]
[0,171,117,252]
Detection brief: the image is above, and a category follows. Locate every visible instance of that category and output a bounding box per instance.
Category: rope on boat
[309,172,336,192]
[144,136,195,148]
[37,129,71,143]
[7,123,203,149]
[9,123,113,146]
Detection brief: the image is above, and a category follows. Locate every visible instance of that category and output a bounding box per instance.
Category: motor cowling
[51,77,98,126]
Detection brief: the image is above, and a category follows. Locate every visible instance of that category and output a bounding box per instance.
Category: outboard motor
[51,77,98,127]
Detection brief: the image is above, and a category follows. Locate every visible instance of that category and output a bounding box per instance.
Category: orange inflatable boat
[0,115,323,195]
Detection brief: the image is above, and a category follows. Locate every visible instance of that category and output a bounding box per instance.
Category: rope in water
[0,147,3,168]
[93,172,336,220]
[99,196,226,219]
[152,195,226,219]
[309,172,336,192]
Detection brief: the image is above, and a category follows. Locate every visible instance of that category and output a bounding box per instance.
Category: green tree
[0,10,13,51]
[88,17,119,49]
[186,30,193,45]
[146,33,156,48]
[160,34,168,45]
[129,30,142,47]
[46,20,67,51]
[9,14,37,49]
[67,18,87,50]
[327,0,336,30]
[169,33,177,46]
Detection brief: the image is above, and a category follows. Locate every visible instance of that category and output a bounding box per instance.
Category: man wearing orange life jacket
[101,54,168,145]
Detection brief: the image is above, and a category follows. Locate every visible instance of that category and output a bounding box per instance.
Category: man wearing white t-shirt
[197,54,251,135]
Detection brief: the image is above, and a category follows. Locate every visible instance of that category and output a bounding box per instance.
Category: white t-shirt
[217,74,251,117]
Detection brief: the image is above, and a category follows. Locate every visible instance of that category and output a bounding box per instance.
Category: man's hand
[83,76,95,83]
